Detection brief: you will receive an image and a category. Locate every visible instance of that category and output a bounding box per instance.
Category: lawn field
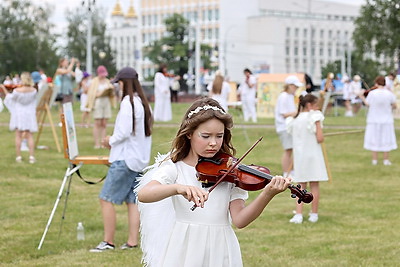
[0,102,399,266]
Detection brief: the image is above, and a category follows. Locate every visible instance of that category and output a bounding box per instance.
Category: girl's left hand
[101,136,111,149]
[263,176,291,196]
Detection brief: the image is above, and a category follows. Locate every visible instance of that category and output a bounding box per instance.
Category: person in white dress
[153,64,173,122]
[274,75,302,176]
[286,94,328,224]
[79,71,91,127]
[90,67,153,252]
[238,68,257,122]
[359,76,397,165]
[349,75,363,115]
[207,72,231,112]
[137,97,291,267]
[1,72,38,163]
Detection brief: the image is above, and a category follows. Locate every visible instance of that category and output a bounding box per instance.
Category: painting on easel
[62,102,78,160]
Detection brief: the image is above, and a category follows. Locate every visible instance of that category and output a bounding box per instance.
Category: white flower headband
[187,105,226,118]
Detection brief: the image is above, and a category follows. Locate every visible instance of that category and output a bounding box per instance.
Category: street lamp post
[82,0,95,75]
[223,25,236,77]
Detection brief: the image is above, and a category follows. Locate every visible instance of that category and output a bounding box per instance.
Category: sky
[32,0,366,36]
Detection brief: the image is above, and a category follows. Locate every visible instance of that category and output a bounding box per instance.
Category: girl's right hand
[177,185,209,208]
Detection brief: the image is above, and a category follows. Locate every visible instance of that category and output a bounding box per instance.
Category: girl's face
[189,118,225,159]
[287,84,298,95]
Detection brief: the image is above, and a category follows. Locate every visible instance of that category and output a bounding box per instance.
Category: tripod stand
[38,163,83,250]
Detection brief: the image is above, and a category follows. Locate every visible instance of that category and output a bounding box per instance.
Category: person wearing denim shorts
[90,67,153,252]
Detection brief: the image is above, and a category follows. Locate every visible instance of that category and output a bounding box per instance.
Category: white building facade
[108,0,361,84]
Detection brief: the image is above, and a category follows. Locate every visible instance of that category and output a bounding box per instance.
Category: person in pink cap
[86,65,115,148]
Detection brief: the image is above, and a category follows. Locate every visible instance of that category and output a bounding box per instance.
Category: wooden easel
[35,84,61,152]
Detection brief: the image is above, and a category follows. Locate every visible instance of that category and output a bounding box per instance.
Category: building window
[286,46,290,55]
[320,47,323,56]
[303,47,307,56]
[328,30,332,38]
[320,29,324,39]
[286,27,290,37]
[295,28,299,37]
[294,47,298,56]
[208,10,212,21]
[215,9,219,20]
[303,29,307,39]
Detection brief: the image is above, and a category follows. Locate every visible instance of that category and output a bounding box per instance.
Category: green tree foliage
[144,13,213,79]
[321,51,382,86]
[65,6,116,75]
[0,0,58,78]
[353,0,400,71]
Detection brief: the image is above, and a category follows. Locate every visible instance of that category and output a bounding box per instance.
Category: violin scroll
[289,184,313,204]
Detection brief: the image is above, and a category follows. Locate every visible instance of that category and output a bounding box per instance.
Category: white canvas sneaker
[289,214,303,224]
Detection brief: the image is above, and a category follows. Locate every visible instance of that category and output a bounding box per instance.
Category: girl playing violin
[138,97,291,267]
[286,94,328,224]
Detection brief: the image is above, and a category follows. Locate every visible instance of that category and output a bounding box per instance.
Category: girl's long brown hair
[295,94,318,118]
[120,78,153,136]
[170,97,235,163]
[211,75,224,95]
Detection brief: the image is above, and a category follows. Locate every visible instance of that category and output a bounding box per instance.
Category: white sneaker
[371,160,378,165]
[16,156,22,163]
[29,156,36,164]
[289,214,303,224]
[383,160,392,166]
[308,213,319,223]
[21,140,29,151]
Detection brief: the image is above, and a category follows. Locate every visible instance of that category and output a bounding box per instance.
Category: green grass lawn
[0,102,399,266]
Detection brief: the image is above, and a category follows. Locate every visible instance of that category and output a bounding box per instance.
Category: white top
[286,110,328,182]
[238,75,257,101]
[208,81,231,111]
[4,90,38,132]
[153,72,172,121]
[108,95,152,172]
[274,91,296,133]
[141,159,248,267]
[365,88,396,124]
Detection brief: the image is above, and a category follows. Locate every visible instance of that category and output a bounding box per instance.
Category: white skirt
[364,123,397,152]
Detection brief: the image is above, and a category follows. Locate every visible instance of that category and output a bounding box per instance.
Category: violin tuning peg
[297,198,302,204]
[302,189,308,194]
[291,194,296,199]
[296,184,301,189]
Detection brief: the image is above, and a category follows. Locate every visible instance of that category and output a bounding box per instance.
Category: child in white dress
[137,97,291,267]
[359,76,397,165]
[1,72,38,163]
[286,94,328,224]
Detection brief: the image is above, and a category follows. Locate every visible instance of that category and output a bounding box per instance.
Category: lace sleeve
[307,110,324,133]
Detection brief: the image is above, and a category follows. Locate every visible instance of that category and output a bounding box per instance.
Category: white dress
[364,88,397,152]
[139,159,248,267]
[286,110,328,182]
[4,90,38,132]
[153,72,172,122]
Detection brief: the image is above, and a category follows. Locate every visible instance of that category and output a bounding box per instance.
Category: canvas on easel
[35,83,61,152]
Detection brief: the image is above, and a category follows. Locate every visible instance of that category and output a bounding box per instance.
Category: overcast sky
[31,0,365,38]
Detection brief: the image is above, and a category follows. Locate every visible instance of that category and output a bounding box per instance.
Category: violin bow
[191,136,263,211]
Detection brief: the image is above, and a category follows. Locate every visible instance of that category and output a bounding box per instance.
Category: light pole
[194,0,202,95]
[82,0,95,75]
[223,25,236,77]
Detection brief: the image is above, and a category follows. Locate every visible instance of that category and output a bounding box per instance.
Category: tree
[0,0,59,77]
[321,51,382,86]
[65,6,116,75]
[353,0,400,73]
[144,13,213,79]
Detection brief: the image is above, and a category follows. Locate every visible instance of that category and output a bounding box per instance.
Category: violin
[163,72,175,78]
[363,85,378,97]
[195,152,313,204]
